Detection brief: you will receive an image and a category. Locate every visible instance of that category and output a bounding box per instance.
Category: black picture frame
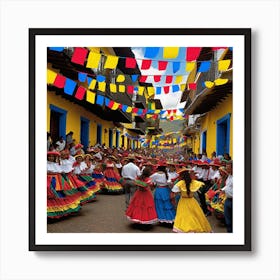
[29,28,251,251]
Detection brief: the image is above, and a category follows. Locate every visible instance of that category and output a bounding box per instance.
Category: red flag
[154,75,161,82]
[108,100,115,109]
[125,57,136,68]
[141,59,152,70]
[189,83,197,90]
[143,109,148,114]
[170,116,174,121]
[158,61,168,70]
[186,47,201,61]
[173,109,177,113]
[132,107,138,113]
[119,104,123,109]
[139,76,147,82]
[53,74,66,88]
[167,110,171,114]
[165,76,173,83]
[164,86,169,94]
[71,47,88,65]
[75,86,86,100]
[127,85,134,94]
[152,115,158,119]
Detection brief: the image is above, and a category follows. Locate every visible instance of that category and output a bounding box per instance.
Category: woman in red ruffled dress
[125,167,158,224]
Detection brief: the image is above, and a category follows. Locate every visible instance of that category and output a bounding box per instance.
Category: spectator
[55,136,66,152]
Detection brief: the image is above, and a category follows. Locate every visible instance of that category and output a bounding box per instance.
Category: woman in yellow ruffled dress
[171,168,212,233]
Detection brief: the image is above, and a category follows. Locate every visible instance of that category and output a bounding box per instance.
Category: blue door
[80,117,89,149]
[115,131,120,148]
[216,113,231,156]
[97,124,102,144]
[202,131,207,153]
[49,104,67,143]
[109,129,113,148]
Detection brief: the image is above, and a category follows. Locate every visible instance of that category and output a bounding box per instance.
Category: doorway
[80,117,89,149]
[49,104,67,143]
[216,113,231,156]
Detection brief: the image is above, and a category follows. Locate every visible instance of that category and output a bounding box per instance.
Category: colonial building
[182,47,233,157]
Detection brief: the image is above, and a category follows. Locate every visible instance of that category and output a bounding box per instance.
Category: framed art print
[29,28,251,251]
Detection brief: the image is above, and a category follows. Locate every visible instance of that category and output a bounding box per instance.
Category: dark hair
[140,167,151,180]
[157,165,168,181]
[180,171,192,196]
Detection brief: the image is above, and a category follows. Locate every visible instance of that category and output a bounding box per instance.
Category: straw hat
[47,151,60,156]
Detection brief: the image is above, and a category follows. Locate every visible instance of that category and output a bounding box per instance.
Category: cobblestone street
[47,193,227,233]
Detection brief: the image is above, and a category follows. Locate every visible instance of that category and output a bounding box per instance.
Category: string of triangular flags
[49,46,232,75]
[48,68,229,101]
[48,68,188,118]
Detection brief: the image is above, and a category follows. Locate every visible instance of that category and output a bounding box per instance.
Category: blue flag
[64,78,77,95]
[97,75,106,82]
[96,95,104,106]
[173,62,180,73]
[198,61,211,72]
[49,47,64,52]
[144,47,160,58]
[78,72,87,82]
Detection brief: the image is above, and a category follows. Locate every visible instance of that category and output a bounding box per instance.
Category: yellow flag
[110,83,117,93]
[218,60,231,71]
[214,78,228,86]
[150,102,156,110]
[163,47,179,59]
[205,81,215,88]
[180,84,186,91]
[47,69,57,84]
[138,86,144,96]
[116,75,125,82]
[86,90,96,104]
[147,87,155,97]
[154,109,161,114]
[88,79,97,90]
[111,102,120,110]
[104,55,119,69]
[175,75,183,84]
[119,85,125,93]
[98,81,106,92]
[86,52,101,68]
[186,62,196,72]
[126,106,132,113]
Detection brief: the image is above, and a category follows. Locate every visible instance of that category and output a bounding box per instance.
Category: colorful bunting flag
[119,85,125,93]
[111,102,120,110]
[214,78,228,86]
[165,76,173,84]
[96,95,104,106]
[141,59,152,70]
[97,81,106,92]
[218,60,231,71]
[198,61,211,72]
[204,81,215,88]
[186,47,201,61]
[49,47,64,52]
[78,72,87,82]
[186,62,196,72]
[125,57,137,68]
[144,47,160,58]
[189,83,197,90]
[172,85,180,92]
[47,69,57,84]
[126,106,132,113]
[116,75,125,83]
[110,83,117,93]
[87,77,93,86]
[138,87,144,96]
[175,75,183,84]
[97,75,106,82]
[86,51,101,68]
[71,47,88,65]
[163,47,179,59]
[88,79,97,90]
[104,55,119,69]
[158,61,168,71]
[105,98,110,106]
[147,87,155,97]
[86,90,96,104]
[164,86,169,94]
[131,75,138,82]
[64,78,77,95]
[75,86,86,100]
[173,62,180,73]
[156,87,161,95]
[139,76,147,83]
[53,74,66,88]
[127,85,134,94]
[154,76,161,82]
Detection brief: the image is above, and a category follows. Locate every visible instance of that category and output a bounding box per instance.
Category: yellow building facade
[190,95,233,158]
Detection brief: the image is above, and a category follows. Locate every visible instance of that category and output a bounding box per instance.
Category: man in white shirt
[55,136,66,152]
[121,156,141,209]
[222,161,233,233]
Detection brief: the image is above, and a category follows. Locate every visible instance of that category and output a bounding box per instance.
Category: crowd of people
[47,132,233,233]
